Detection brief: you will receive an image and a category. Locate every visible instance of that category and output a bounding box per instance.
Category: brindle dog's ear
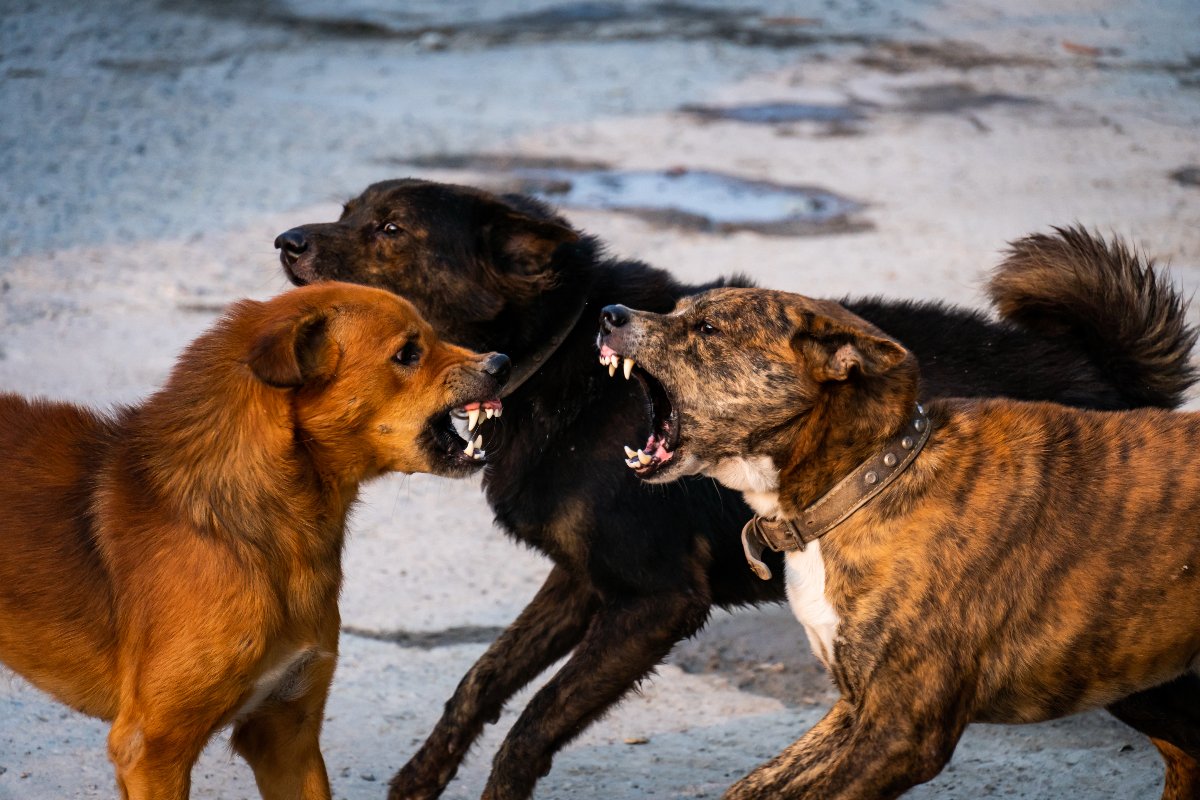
[246,309,335,388]
[796,316,909,383]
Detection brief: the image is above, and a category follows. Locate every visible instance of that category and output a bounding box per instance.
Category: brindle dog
[598,269,1200,798]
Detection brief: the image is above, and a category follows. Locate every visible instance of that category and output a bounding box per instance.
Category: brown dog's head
[237,282,509,480]
[274,179,580,354]
[595,287,914,486]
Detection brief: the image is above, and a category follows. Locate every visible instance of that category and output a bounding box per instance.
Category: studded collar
[741,404,933,580]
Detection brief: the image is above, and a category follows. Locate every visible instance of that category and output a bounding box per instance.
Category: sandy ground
[2,0,1199,797]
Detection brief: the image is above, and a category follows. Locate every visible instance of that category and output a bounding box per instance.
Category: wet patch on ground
[677,83,1038,134]
[1171,166,1200,188]
[855,40,1054,73]
[893,82,1041,114]
[668,607,839,708]
[343,624,504,649]
[167,0,873,51]
[391,153,871,236]
[681,101,870,125]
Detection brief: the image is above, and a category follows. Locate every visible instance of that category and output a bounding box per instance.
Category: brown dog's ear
[246,310,334,388]
[796,318,909,383]
[484,204,580,277]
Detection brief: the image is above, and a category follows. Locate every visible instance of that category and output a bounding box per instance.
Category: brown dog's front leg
[479,589,712,800]
[725,694,963,800]
[389,566,598,800]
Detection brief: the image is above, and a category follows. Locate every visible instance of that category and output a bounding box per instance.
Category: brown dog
[0,282,508,799]
[598,283,1200,799]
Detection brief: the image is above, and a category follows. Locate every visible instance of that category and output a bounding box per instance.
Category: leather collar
[741,404,932,580]
[497,292,589,399]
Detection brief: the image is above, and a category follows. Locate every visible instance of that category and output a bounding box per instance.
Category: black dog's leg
[479,589,712,800]
[1108,676,1200,800]
[388,566,598,800]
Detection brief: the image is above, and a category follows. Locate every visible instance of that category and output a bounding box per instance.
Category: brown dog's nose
[274,229,309,266]
[600,305,631,333]
[484,353,511,387]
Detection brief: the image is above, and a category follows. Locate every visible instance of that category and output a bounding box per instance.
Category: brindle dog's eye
[394,340,422,367]
[695,320,718,336]
[381,221,403,236]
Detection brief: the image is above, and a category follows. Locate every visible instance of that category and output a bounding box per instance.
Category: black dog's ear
[794,314,909,383]
[246,309,335,388]
[483,204,580,277]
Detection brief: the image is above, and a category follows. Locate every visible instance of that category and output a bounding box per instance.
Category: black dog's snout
[484,353,511,387]
[274,229,309,265]
[600,304,631,333]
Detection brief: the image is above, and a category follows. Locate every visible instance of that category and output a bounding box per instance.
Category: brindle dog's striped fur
[600,233,1200,799]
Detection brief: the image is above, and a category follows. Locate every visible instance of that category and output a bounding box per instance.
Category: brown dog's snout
[483,353,511,388]
[274,228,309,266]
[600,304,631,334]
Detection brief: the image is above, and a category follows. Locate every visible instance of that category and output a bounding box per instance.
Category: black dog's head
[275,179,580,352]
[596,287,915,486]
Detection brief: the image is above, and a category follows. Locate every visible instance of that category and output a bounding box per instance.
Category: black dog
[277,182,1199,800]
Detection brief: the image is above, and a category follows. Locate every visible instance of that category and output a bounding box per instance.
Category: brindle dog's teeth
[637,449,652,465]
[485,408,495,420]
[624,446,637,459]
[623,357,635,380]
[625,457,640,468]
[608,362,617,377]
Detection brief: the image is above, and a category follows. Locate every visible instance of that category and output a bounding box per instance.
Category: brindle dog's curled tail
[989,225,1197,409]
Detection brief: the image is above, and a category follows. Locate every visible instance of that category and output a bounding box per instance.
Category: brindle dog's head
[274,179,579,354]
[596,287,915,487]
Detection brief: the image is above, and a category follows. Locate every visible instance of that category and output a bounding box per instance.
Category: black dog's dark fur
[277,181,1199,800]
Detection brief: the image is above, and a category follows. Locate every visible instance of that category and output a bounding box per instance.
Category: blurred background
[1,1,1198,797]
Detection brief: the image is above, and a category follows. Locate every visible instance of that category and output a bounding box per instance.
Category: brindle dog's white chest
[709,456,842,668]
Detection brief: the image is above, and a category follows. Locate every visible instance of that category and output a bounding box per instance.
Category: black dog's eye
[394,340,422,367]
[695,320,718,336]
[380,221,403,236]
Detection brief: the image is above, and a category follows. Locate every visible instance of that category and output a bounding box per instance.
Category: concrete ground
[2,0,1199,797]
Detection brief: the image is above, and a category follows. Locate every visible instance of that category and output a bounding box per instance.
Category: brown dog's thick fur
[600,281,1200,799]
[0,282,508,799]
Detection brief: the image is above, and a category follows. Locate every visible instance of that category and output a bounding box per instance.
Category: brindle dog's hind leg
[1108,675,1200,800]
[479,589,712,800]
[389,566,598,800]
[724,681,966,800]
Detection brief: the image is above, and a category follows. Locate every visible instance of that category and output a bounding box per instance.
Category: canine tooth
[474,435,483,450]
[464,438,476,456]
[467,408,481,431]
[485,408,495,420]
[626,458,640,468]
[623,357,634,380]
[608,362,617,377]
[624,445,637,459]
[637,449,652,465]
[475,450,486,460]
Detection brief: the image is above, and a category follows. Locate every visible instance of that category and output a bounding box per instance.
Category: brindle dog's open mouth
[598,344,679,477]
[429,398,504,470]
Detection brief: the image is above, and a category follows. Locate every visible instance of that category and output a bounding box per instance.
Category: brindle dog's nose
[274,229,309,266]
[484,353,511,387]
[600,305,631,333]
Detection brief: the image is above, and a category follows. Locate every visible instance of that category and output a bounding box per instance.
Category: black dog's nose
[274,229,309,265]
[600,304,631,333]
[484,353,511,387]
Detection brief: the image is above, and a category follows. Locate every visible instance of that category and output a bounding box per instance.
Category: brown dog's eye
[393,340,422,367]
[695,320,718,336]
[380,221,403,237]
